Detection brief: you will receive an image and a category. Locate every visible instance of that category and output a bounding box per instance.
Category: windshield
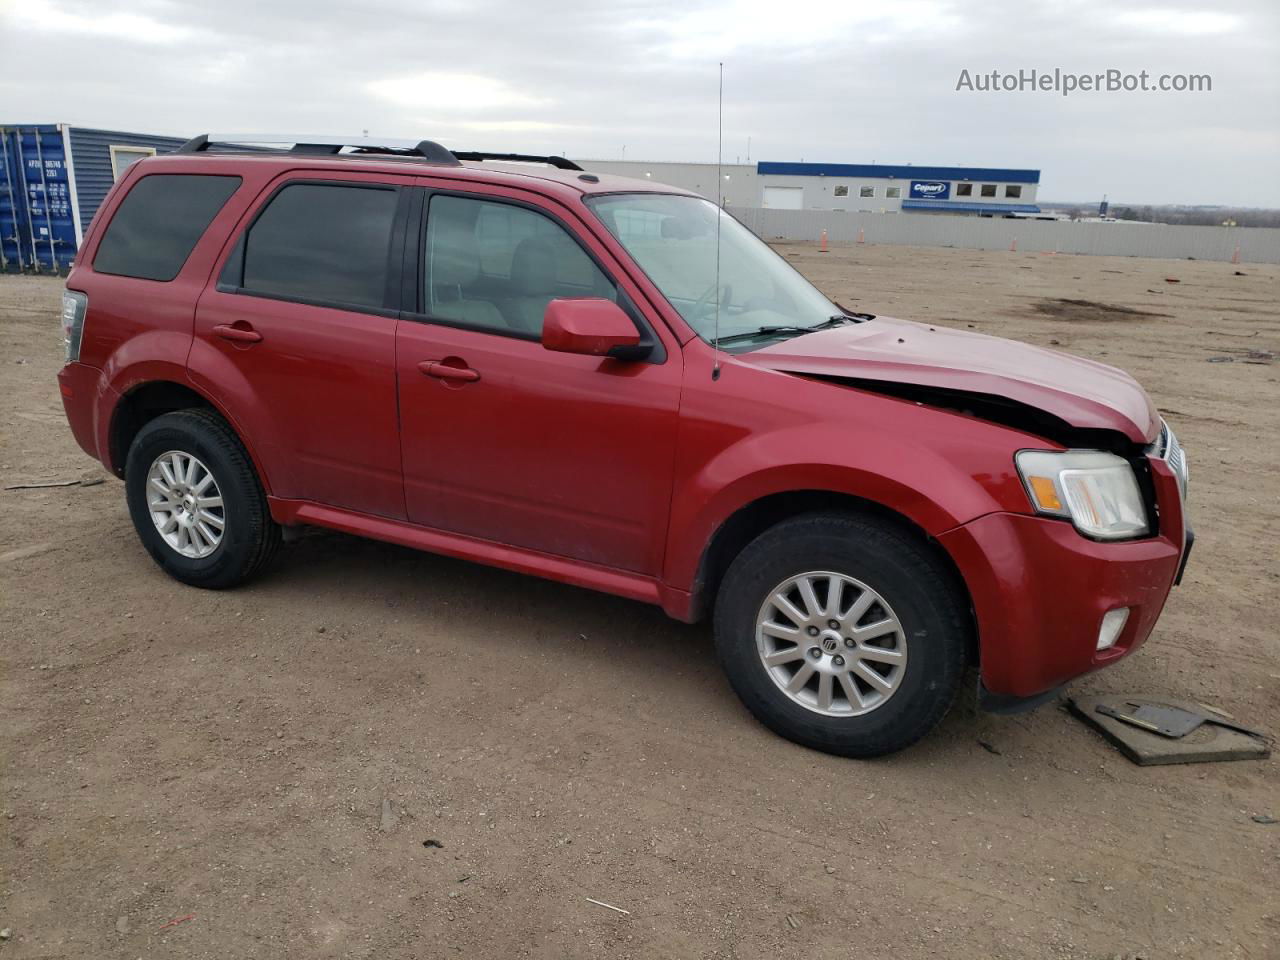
[585,193,841,347]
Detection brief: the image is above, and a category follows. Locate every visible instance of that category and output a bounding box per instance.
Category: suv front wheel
[714,512,970,757]
[125,409,280,589]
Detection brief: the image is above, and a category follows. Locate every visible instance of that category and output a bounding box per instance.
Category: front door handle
[419,361,480,383]
[213,323,263,344]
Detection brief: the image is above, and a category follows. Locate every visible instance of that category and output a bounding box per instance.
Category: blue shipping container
[1,124,186,273]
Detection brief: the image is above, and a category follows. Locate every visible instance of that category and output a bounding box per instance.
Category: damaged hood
[738,317,1160,444]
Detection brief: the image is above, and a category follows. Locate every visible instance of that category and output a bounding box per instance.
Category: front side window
[94,174,241,282]
[241,183,398,310]
[587,193,840,349]
[424,194,615,336]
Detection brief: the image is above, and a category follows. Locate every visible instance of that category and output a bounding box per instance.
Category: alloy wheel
[755,570,908,717]
[146,450,225,559]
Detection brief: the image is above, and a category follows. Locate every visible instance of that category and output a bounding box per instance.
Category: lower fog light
[1097,607,1130,651]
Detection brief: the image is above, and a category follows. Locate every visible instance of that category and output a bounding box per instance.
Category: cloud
[455,120,578,132]
[1114,9,1242,35]
[1,0,1277,205]
[368,73,550,113]
[2,0,192,44]
[631,0,960,59]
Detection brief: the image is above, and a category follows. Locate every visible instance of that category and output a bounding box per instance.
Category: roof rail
[453,151,583,171]
[176,134,462,166]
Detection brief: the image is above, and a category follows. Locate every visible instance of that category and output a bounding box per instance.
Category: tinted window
[242,183,398,310]
[424,195,614,336]
[94,174,241,281]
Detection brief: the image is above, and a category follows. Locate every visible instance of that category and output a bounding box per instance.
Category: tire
[124,409,280,589]
[713,512,969,758]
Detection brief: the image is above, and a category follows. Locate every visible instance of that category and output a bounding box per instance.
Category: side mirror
[542,298,648,359]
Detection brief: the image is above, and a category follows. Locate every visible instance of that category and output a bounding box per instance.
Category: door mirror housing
[542,298,648,359]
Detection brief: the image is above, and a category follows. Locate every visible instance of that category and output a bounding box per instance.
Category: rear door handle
[418,361,480,383]
[212,323,263,344]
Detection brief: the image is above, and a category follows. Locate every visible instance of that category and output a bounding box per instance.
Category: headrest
[430,212,481,288]
[510,238,558,297]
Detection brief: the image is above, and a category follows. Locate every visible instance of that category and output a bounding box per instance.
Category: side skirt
[267,497,693,616]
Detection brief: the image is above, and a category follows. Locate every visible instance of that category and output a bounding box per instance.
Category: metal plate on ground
[1069,695,1271,766]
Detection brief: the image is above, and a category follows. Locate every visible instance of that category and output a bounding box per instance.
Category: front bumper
[938,460,1188,700]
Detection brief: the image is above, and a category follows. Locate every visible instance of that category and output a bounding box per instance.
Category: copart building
[578,159,1042,217]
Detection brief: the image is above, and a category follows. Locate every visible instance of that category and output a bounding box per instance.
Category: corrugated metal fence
[1,124,186,273]
[65,127,187,239]
[731,207,1280,264]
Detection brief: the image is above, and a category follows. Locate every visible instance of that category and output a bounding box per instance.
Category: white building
[578,159,1042,217]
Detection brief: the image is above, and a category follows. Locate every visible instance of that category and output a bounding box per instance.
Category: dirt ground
[2,244,1278,960]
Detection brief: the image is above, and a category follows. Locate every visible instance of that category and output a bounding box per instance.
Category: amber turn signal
[1026,475,1062,511]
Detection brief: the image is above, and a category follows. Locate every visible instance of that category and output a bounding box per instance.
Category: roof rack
[453,151,583,171]
[174,137,584,172]
[176,134,461,166]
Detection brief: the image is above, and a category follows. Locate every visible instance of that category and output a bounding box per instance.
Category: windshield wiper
[716,325,817,345]
[832,300,875,321]
[716,315,855,346]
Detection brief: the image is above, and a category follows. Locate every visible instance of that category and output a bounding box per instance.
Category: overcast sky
[3,0,1278,205]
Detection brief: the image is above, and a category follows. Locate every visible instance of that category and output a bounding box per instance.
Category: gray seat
[428,212,507,331]
[501,237,559,334]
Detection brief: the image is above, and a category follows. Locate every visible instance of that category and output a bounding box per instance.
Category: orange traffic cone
[819,229,829,253]
[856,227,865,245]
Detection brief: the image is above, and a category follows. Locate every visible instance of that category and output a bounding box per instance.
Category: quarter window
[424,195,615,336]
[94,174,241,282]
[241,183,399,310]
[1005,185,1023,198]
[109,145,156,181]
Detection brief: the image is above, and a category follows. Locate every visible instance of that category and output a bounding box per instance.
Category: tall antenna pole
[712,62,724,382]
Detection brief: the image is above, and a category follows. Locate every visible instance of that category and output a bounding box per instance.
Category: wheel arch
[107,378,272,493]
[685,489,978,663]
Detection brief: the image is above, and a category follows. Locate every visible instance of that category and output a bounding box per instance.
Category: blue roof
[757,161,1040,184]
[900,199,1042,215]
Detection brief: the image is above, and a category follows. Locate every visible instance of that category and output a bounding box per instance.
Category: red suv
[57,135,1192,756]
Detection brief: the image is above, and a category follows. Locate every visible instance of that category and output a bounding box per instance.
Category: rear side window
[240,183,399,310]
[94,175,241,281]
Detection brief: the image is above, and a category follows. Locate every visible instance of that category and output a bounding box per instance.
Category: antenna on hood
[712,61,724,382]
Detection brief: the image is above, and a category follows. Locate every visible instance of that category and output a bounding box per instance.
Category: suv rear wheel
[714,512,969,757]
[125,409,280,588]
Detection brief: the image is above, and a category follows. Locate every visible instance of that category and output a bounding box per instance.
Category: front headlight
[1016,450,1149,540]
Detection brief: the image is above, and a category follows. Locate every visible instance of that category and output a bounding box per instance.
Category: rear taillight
[61,290,88,363]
